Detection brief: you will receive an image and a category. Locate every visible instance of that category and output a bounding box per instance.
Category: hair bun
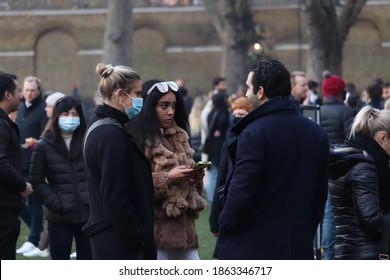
[101,64,114,78]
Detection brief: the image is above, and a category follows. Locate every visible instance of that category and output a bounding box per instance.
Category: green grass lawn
[16,205,217,260]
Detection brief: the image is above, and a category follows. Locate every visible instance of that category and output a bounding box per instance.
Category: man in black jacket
[0,72,33,259]
[15,76,48,255]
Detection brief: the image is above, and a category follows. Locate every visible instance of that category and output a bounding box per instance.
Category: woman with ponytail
[329,105,390,259]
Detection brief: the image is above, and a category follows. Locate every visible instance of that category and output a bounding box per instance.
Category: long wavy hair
[128,81,189,149]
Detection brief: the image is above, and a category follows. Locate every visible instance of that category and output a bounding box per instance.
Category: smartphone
[193,161,211,170]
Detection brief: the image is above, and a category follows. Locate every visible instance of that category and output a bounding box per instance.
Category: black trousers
[48,221,92,260]
[0,210,20,260]
[89,226,143,260]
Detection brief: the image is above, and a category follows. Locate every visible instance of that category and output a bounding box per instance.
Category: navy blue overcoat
[217,96,329,260]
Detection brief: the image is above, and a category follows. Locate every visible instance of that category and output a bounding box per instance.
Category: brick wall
[0,3,389,103]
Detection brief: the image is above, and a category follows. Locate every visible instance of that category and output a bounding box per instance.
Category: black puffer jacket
[29,131,89,224]
[329,145,384,259]
[320,97,354,144]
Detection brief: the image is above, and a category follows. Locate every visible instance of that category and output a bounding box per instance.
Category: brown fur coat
[145,122,207,249]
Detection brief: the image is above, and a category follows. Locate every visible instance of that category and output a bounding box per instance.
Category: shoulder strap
[83,117,122,157]
[208,111,219,136]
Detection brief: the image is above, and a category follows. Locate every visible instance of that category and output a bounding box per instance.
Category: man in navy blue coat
[217,59,329,260]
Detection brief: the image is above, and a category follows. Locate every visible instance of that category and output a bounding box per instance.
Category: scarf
[346,133,390,211]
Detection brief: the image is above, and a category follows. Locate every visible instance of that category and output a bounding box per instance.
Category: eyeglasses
[147,81,179,95]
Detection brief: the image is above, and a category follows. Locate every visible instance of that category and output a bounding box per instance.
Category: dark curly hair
[250,58,291,99]
[126,80,189,150]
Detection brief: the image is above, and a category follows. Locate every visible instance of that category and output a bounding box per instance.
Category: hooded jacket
[329,145,385,259]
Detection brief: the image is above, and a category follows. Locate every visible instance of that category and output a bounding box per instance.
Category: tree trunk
[103,0,133,66]
[204,0,253,95]
[222,0,253,95]
[303,0,367,84]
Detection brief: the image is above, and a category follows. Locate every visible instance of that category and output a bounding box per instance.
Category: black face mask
[218,89,227,96]
[233,116,243,125]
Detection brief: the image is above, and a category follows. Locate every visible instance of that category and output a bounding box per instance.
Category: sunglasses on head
[147,81,179,95]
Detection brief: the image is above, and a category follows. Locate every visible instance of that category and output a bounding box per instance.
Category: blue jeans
[48,221,92,260]
[206,165,218,203]
[321,197,335,259]
[20,193,44,246]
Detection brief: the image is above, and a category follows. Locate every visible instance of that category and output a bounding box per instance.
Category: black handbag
[379,212,390,260]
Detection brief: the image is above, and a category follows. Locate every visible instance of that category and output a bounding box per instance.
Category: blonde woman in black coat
[329,106,390,259]
[83,63,156,260]
[30,96,92,259]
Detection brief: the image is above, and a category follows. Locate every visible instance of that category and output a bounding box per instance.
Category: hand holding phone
[193,161,211,170]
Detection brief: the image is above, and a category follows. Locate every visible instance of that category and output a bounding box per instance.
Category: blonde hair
[189,95,208,136]
[350,105,390,138]
[290,71,306,87]
[95,63,141,102]
[24,76,43,93]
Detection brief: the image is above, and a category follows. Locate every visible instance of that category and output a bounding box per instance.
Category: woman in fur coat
[126,80,207,260]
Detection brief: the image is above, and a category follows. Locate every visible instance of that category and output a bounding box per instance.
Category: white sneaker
[70,252,77,258]
[23,248,50,258]
[16,241,36,254]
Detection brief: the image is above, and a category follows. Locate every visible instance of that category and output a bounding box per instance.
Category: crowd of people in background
[1,57,390,260]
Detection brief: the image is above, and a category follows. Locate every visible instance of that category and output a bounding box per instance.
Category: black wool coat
[83,104,156,260]
[15,96,48,175]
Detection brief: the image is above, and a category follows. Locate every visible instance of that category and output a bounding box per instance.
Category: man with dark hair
[217,59,329,259]
[0,72,33,259]
[364,82,384,110]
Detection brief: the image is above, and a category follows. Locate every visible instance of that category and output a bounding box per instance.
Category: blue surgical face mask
[122,93,143,119]
[58,116,80,133]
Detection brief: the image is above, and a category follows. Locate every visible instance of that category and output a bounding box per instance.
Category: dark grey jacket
[320,97,354,144]
[15,96,48,175]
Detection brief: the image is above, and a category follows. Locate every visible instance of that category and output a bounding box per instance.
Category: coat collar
[0,107,19,133]
[0,107,11,120]
[231,96,298,136]
[21,94,44,109]
[322,96,344,105]
[94,103,129,125]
